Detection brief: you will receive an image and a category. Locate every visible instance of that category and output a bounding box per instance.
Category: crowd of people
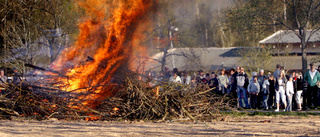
[1,64,320,112]
[0,68,21,85]
[147,63,320,112]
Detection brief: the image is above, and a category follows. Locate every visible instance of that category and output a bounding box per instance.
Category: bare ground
[0,115,319,137]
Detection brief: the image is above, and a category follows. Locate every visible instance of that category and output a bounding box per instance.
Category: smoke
[168,0,233,21]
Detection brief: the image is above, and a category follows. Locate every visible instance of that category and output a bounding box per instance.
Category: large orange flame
[51,0,153,108]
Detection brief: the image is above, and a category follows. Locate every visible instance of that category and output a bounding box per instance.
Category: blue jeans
[263,95,269,109]
[237,86,249,108]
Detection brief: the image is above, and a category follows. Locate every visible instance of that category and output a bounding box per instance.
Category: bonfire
[0,0,235,121]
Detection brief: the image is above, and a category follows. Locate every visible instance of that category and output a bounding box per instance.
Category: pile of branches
[0,73,237,121]
[96,77,237,121]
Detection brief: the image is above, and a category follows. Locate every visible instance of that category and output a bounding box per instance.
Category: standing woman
[218,68,229,94]
[268,75,276,109]
[275,71,287,112]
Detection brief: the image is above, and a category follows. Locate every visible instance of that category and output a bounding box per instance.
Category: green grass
[222,110,320,117]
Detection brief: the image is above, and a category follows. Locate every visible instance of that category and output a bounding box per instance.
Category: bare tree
[225,0,320,73]
[0,0,79,72]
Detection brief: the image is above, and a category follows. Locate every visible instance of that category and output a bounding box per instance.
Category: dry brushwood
[0,70,236,121]
[97,77,237,121]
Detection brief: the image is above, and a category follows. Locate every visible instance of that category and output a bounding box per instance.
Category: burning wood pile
[0,66,236,121]
[0,0,237,121]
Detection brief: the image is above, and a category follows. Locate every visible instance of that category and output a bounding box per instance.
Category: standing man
[235,67,249,109]
[317,65,320,109]
[273,64,281,80]
[257,69,266,108]
[209,72,218,93]
[164,67,171,82]
[12,67,21,84]
[0,69,7,94]
[197,70,205,84]
[0,69,7,85]
[304,63,320,110]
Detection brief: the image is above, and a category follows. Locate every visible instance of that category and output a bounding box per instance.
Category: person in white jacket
[170,72,182,84]
[286,75,294,112]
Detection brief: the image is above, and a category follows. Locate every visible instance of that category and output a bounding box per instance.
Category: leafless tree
[0,0,80,72]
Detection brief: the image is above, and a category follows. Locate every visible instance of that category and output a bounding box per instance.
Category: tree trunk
[300,30,308,74]
[301,45,307,74]
[161,48,168,72]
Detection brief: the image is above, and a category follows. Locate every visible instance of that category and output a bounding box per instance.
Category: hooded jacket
[248,81,260,94]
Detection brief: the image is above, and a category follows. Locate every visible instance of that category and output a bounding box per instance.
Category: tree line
[1,0,320,74]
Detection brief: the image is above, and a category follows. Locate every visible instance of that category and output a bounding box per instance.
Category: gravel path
[0,115,319,137]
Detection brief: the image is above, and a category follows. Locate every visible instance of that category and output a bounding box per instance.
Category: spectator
[257,69,266,108]
[236,66,241,75]
[190,75,197,88]
[291,71,297,110]
[12,67,21,84]
[273,64,281,80]
[303,63,320,109]
[268,75,276,109]
[170,72,182,84]
[173,68,178,74]
[218,68,229,94]
[0,69,8,85]
[249,72,257,83]
[159,71,165,82]
[203,73,210,85]
[295,72,303,111]
[197,70,205,83]
[233,67,241,94]
[164,67,171,82]
[286,75,294,112]
[262,76,270,110]
[181,71,191,85]
[228,77,237,96]
[317,65,320,108]
[229,68,236,83]
[248,71,257,108]
[235,67,249,108]
[248,76,260,109]
[275,71,287,112]
[0,69,7,94]
[209,72,218,92]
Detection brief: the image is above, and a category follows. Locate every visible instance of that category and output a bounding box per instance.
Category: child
[295,73,303,111]
[286,75,294,112]
[248,76,260,109]
[262,76,270,110]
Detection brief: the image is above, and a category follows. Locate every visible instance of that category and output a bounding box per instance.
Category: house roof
[147,47,242,71]
[146,47,319,72]
[259,30,320,44]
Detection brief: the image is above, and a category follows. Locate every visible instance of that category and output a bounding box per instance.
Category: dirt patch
[0,116,319,136]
